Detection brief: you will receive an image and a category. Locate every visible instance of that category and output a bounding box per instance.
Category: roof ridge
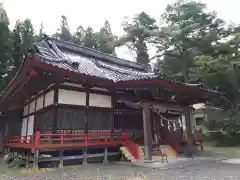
[44,36,147,71]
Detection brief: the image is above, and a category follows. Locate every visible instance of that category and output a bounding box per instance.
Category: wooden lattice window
[113,109,142,130]
[57,107,86,132]
[34,108,54,132]
[88,108,112,131]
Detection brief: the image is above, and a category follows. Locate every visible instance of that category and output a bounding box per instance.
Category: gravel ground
[0,161,240,180]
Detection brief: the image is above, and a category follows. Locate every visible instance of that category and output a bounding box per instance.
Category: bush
[210,131,240,146]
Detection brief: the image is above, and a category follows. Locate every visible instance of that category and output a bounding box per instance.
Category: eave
[111,79,220,106]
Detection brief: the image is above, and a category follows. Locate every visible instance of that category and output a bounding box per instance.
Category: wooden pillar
[103,147,108,164]
[184,108,193,144]
[53,83,59,133]
[25,151,30,168]
[33,131,40,169]
[59,150,64,168]
[85,86,90,134]
[83,147,87,165]
[142,107,152,160]
[33,149,39,169]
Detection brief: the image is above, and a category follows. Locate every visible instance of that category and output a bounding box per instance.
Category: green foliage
[54,15,72,41]
[5,154,14,164]
[210,131,240,146]
[0,21,13,90]
[224,102,240,133]
[116,12,158,68]
[154,0,227,83]
[11,19,36,73]
[95,20,117,54]
[130,132,137,142]
[57,17,117,54]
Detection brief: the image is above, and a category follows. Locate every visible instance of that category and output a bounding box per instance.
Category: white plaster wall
[21,118,28,136]
[89,93,112,108]
[23,104,29,116]
[27,115,34,136]
[36,95,44,111]
[44,90,54,107]
[29,100,35,114]
[58,89,86,105]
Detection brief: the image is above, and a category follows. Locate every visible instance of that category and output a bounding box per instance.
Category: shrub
[210,131,240,146]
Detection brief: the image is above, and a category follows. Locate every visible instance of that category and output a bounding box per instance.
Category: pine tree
[37,22,44,41]
[116,12,158,69]
[55,15,72,41]
[12,21,22,72]
[82,27,97,49]
[73,25,85,45]
[154,0,226,83]
[0,4,12,90]
[95,20,117,54]
[12,19,36,72]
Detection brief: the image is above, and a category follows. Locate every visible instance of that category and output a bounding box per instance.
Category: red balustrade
[5,131,126,149]
[4,131,141,161]
[121,131,140,160]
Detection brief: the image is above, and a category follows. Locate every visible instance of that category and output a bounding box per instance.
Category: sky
[3,0,240,60]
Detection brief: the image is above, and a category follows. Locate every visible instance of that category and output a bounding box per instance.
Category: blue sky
[4,0,240,60]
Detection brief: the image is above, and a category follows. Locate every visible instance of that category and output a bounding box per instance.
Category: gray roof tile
[33,39,155,82]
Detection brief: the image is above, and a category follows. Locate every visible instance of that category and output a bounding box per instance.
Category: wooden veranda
[4,131,139,168]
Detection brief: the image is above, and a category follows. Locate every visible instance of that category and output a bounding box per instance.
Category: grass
[0,157,21,176]
[0,156,57,177]
[204,142,240,157]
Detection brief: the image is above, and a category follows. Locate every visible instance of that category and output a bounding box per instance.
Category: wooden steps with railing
[121,144,178,163]
[158,145,177,157]
[120,145,144,163]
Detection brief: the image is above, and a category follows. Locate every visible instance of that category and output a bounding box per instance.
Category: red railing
[5,131,125,149]
[5,135,35,149]
[121,131,140,160]
[5,131,141,160]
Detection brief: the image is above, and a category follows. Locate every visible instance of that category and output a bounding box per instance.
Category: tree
[0,4,13,90]
[73,25,85,45]
[154,0,227,83]
[20,19,35,53]
[95,20,117,54]
[193,25,240,104]
[55,15,72,41]
[81,27,98,49]
[12,19,36,72]
[73,21,118,54]
[12,21,22,72]
[36,22,45,41]
[116,12,158,69]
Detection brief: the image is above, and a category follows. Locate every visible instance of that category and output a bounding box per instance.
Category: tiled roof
[29,38,220,95]
[32,38,156,82]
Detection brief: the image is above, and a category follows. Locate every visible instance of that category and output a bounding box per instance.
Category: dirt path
[0,161,239,180]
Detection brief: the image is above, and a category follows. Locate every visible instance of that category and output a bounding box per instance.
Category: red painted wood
[35,131,40,148]
[5,132,125,149]
[5,131,141,161]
